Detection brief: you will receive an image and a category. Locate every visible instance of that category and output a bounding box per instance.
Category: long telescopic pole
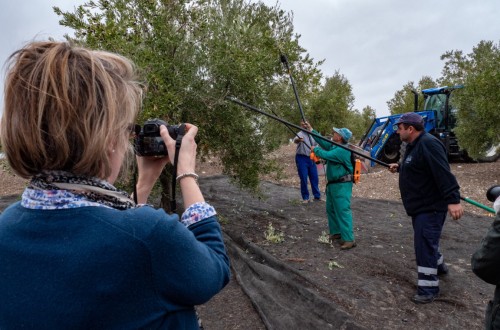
[280,53,316,151]
[268,108,313,149]
[226,96,389,167]
[280,54,306,122]
[226,96,496,215]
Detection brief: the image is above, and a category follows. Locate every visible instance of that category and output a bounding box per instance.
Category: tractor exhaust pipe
[411,90,418,112]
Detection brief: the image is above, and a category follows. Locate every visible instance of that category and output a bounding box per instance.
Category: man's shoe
[438,263,449,276]
[340,241,357,250]
[313,198,324,202]
[412,294,437,304]
[329,234,341,243]
[301,199,310,204]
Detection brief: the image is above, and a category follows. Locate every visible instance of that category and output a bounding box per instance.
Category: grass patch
[264,222,284,243]
[317,231,331,244]
[328,260,344,270]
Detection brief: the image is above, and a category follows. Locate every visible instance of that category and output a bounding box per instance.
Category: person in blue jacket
[0,41,230,329]
[388,112,463,304]
[303,122,356,250]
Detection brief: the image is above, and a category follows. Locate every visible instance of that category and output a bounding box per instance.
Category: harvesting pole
[280,52,317,161]
[226,96,497,215]
[280,53,306,122]
[226,96,388,166]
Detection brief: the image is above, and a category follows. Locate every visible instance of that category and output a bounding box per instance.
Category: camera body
[134,119,180,157]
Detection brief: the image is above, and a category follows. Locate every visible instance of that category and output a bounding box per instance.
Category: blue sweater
[0,203,230,329]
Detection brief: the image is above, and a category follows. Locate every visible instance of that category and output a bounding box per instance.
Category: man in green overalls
[303,122,355,250]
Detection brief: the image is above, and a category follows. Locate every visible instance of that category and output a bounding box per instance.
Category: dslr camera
[134,119,181,157]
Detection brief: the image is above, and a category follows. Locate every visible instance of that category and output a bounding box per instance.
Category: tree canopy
[308,71,355,135]
[387,76,436,115]
[385,40,499,159]
[54,0,323,195]
[439,40,500,159]
[53,0,498,193]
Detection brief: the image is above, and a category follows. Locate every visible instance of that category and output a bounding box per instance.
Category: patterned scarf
[29,171,135,210]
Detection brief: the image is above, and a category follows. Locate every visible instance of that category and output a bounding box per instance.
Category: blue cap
[333,127,352,142]
[395,112,424,127]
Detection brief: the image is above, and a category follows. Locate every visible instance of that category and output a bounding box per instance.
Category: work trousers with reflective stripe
[412,211,447,296]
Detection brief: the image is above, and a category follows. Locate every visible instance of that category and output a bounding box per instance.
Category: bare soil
[195,144,499,329]
[1,145,498,329]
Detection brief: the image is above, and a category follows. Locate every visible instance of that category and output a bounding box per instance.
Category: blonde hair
[0,41,142,179]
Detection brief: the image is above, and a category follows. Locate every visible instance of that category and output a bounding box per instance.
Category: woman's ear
[107,141,117,155]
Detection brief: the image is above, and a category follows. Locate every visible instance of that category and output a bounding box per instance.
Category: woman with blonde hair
[0,41,229,329]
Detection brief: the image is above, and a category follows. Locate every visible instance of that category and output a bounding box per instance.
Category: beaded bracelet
[176,172,199,182]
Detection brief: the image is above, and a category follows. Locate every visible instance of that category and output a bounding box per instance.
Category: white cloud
[0,1,78,115]
[261,0,500,116]
[1,0,499,118]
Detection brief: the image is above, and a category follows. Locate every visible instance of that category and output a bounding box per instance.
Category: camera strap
[170,124,186,213]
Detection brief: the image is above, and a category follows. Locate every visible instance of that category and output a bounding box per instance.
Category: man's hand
[388,163,399,173]
[301,121,312,131]
[448,203,464,220]
[294,137,304,144]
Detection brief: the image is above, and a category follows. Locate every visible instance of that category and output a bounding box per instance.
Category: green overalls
[312,130,354,242]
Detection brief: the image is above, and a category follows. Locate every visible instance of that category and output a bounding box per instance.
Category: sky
[1,0,499,117]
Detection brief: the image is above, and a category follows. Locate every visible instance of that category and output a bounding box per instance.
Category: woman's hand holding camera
[135,122,203,207]
[161,123,204,207]
[135,150,169,204]
[161,123,198,176]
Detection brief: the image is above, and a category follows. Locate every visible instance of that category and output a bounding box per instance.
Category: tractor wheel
[379,135,402,164]
[478,144,500,162]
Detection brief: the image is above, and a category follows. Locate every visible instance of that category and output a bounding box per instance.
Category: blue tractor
[359,85,467,166]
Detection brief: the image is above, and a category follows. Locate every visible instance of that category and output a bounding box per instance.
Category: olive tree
[387,76,436,115]
[352,105,377,141]
[439,40,500,159]
[54,0,322,208]
[307,71,355,135]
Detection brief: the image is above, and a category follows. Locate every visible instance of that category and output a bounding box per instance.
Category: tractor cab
[421,85,463,132]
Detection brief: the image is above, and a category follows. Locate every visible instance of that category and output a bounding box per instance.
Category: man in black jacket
[388,112,464,304]
[471,185,500,329]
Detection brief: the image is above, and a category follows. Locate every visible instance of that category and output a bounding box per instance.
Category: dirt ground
[0,144,498,329]
[195,144,499,329]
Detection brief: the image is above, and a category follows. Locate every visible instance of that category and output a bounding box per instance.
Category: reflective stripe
[418,266,438,275]
[418,279,439,287]
[437,255,444,265]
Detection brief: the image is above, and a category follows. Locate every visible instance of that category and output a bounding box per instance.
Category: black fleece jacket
[399,132,461,217]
